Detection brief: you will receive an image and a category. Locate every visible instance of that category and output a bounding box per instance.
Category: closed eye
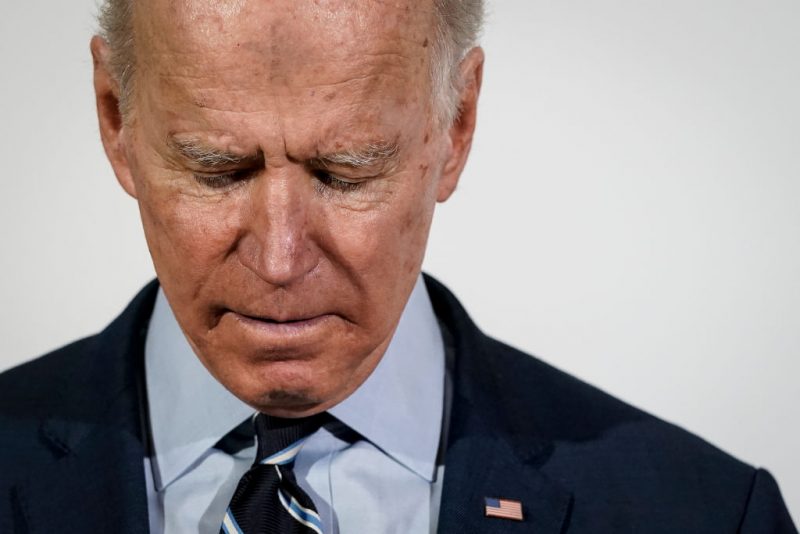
[312,170,365,193]
[193,169,254,189]
[192,168,368,192]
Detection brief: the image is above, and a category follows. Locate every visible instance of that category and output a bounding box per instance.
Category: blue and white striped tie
[221,412,329,534]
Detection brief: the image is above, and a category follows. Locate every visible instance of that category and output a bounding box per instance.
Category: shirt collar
[329,276,445,482]
[145,275,445,489]
[145,289,254,491]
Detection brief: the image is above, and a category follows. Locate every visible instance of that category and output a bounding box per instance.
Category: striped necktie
[221,412,329,534]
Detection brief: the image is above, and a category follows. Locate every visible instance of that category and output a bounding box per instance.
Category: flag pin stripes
[484,497,524,521]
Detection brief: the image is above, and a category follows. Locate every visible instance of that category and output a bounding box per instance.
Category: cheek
[315,173,438,284]
[137,182,244,285]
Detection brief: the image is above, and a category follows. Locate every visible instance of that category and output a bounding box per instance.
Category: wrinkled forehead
[133,0,437,82]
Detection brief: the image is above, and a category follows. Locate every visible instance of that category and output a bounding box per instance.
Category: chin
[223,359,336,417]
[244,387,327,417]
[194,320,382,417]
[242,386,332,418]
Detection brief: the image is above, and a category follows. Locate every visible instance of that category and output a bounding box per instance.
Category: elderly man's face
[93,0,481,417]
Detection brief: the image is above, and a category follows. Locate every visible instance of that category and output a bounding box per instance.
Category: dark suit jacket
[1,276,796,533]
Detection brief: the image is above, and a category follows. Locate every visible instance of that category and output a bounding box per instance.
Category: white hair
[98,0,484,126]
[431,0,485,126]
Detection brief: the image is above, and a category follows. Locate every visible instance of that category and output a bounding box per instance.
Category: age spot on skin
[418,164,429,180]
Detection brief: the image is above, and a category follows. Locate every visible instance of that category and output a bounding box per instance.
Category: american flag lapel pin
[484,497,524,521]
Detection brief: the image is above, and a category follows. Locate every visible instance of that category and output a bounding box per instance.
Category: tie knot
[253,412,329,465]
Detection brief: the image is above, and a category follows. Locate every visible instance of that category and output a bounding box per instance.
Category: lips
[237,310,323,324]
[226,309,334,339]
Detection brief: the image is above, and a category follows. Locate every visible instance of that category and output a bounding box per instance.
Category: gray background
[1,0,797,520]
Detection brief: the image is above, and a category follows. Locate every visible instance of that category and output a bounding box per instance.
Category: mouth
[227,310,334,338]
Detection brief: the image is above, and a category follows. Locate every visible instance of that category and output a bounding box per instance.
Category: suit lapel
[426,275,573,534]
[437,433,572,533]
[10,281,158,534]
[436,394,572,534]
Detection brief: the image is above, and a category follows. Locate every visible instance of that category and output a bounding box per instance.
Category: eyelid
[192,169,251,189]
[314,162,382,180]
[189,161,252,173]
[191,166,376,192]
[328,174,364,184]
[312,169,369,194]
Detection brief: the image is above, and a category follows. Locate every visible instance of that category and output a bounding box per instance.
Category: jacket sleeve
[738,468,798,533]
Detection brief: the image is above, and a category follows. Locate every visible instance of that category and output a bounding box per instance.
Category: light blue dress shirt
[143,276,447,534]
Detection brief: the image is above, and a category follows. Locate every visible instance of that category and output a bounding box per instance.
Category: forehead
[132,0,437,152]
[134,0,435,101]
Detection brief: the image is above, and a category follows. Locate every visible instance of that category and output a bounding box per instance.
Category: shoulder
[488,339,795,531]
[0,335,101,411]
[426,274,748,466]
[425,274,796,530]
[487,336,751,473]
[0,334,104,447]
[0,280,158,410]
[0,281,158,472]
[0,334,107,516]
[482,335,754,474]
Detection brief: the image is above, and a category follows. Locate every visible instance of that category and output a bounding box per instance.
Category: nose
[237,169,319,287]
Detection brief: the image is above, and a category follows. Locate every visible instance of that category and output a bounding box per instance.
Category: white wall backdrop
[1,0,797,520]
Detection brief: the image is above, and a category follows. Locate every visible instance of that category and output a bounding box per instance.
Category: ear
[436,46,484,203]
[91,35,138,199]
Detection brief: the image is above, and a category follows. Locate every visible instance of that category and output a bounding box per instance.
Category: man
[0,0,796,532]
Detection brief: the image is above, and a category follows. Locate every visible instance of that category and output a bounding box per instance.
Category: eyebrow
[167,137,262,168]
[311,141,400,171]
[167,136,400,172]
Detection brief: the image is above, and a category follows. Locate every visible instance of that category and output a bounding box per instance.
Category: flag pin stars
[484,497,524,521]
